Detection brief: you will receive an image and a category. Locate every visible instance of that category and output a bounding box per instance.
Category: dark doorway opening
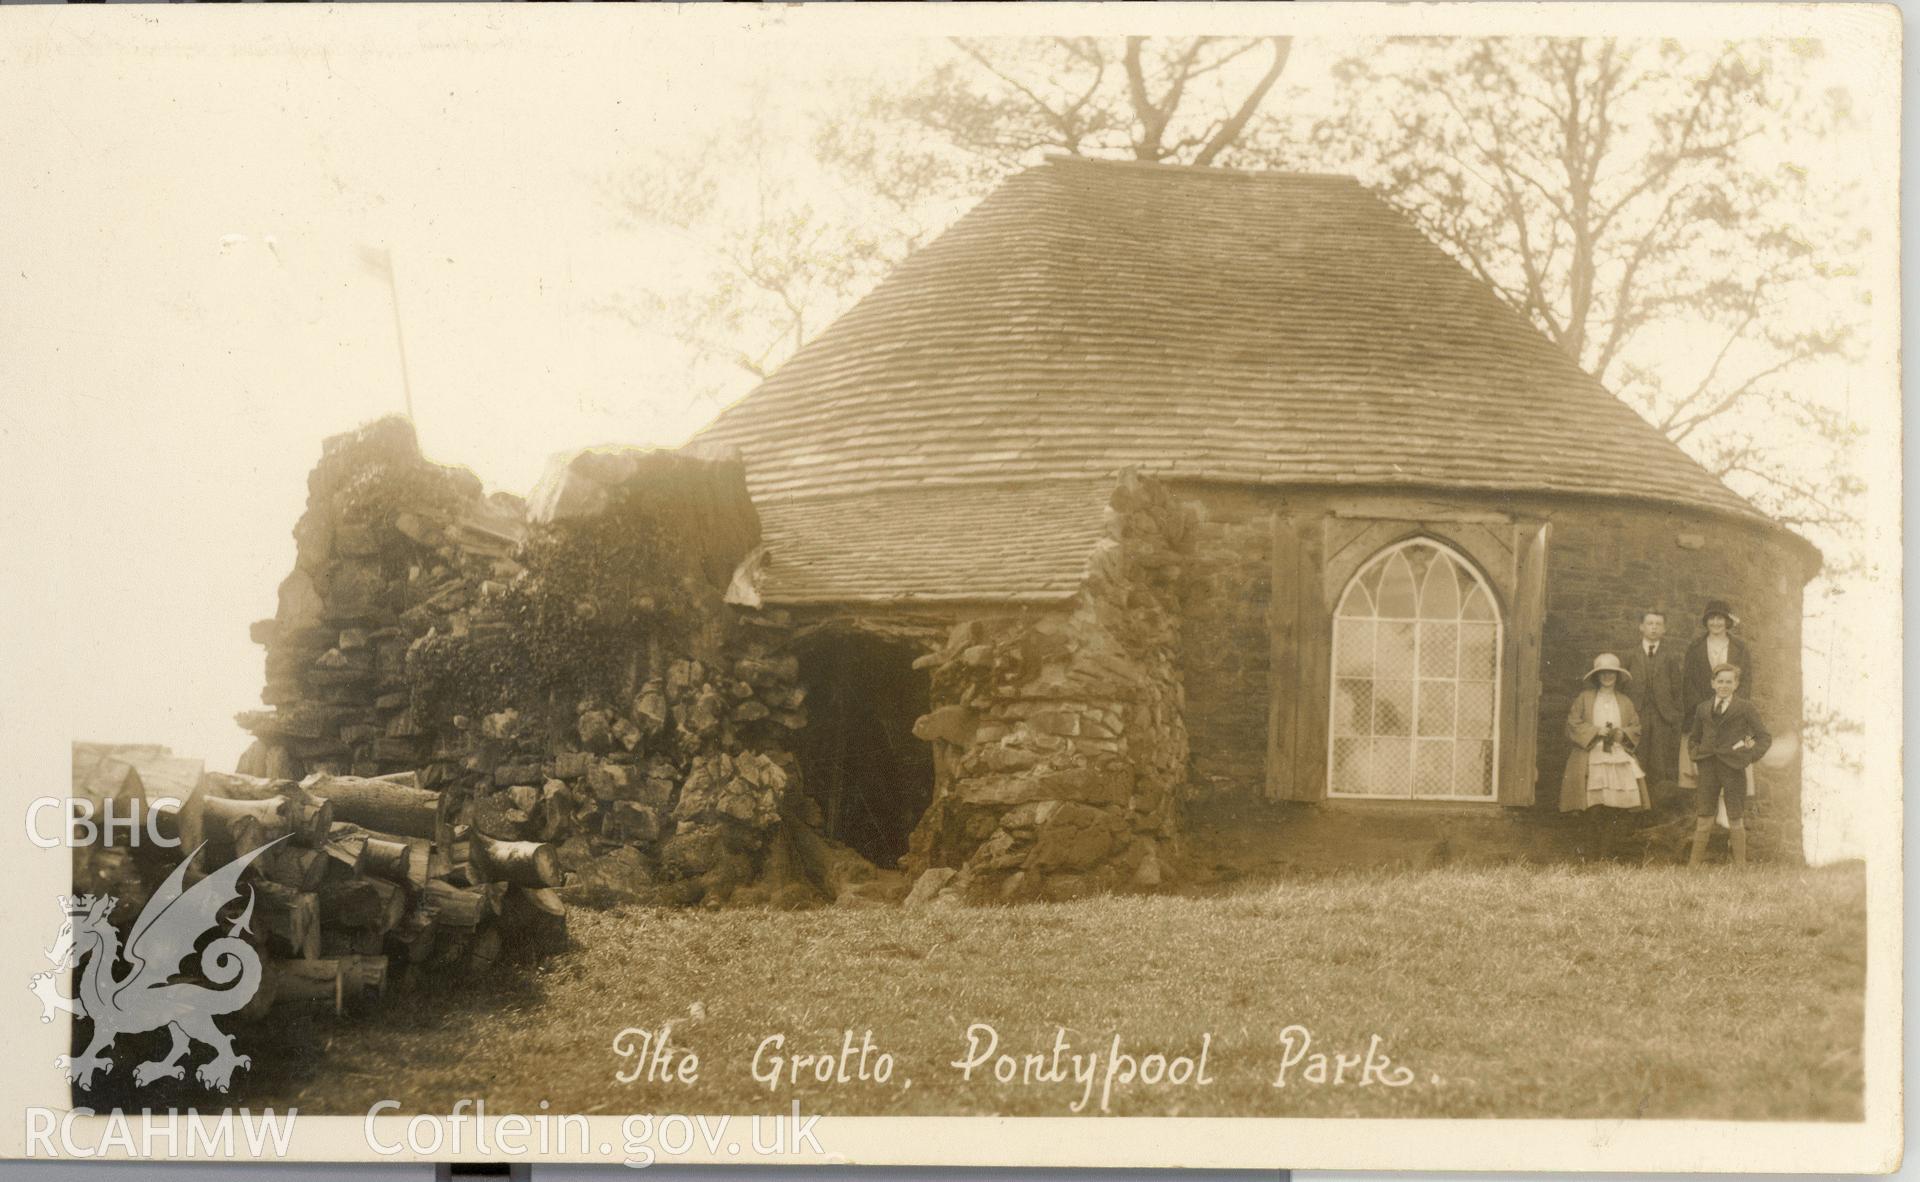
[794,632,935,869]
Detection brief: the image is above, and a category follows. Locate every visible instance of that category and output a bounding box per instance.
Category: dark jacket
[1682,633,1753,715]
[1623,639,1684,780]
[1622,640,1684,729]
[1687,696,1772,772]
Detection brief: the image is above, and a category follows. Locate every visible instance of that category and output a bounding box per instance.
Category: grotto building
[688,155,1820,896]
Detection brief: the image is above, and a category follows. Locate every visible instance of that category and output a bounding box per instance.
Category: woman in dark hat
[1679,599,1753,796]
[1683,600,1753,714]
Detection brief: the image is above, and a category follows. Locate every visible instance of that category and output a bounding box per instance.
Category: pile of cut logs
[70,744,567,1018]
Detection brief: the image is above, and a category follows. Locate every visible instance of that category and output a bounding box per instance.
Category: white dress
[1585,689,1647,809]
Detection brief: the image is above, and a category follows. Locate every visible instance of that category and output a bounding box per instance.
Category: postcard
[0,1,1901,1172]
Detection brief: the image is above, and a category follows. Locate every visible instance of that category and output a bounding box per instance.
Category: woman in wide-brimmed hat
[1559,652,1651,813]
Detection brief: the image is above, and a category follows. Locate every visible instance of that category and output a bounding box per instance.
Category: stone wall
[1178,486,1274,794]
[1150,484,1814,860]
[240,419,821,907]
[245,425,1815,890]
[1539,500,1813,858]
[902,472,1193,903]
[240,418,528,780]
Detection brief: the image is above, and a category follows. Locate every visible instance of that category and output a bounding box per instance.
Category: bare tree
[1290,38,1868,536]
[599,110,915,406]
[612,37,1867,554]
[817,37,1293,182]
[885,36,1295,165]
[601,35,1872,800]
[609,37,1298,396]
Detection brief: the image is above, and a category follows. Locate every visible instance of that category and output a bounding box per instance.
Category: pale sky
[1,6,1898,864]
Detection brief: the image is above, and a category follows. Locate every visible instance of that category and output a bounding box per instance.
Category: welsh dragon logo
[31,839,282,1092]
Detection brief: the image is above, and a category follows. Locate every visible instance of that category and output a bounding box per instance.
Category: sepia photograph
[0,2,1901,1172]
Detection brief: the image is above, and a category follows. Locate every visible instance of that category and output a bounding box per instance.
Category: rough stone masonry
[241,420,1205,908]
[242,419,828,908]
[903,472,1193,904]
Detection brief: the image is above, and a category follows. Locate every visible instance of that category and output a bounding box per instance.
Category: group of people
[1559,599,1773,866]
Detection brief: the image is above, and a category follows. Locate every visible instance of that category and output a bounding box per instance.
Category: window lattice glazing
[1329,540,1501,800]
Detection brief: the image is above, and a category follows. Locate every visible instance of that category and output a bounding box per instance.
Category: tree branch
[1194,37,1292,165]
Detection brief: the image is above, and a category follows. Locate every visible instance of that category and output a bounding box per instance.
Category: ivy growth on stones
[333,460,470,530]
[405,485,707,725]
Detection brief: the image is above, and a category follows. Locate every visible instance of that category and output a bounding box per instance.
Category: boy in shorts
[1686,664,1772,866]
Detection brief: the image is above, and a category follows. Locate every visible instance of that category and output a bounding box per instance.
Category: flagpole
[381,247,417,424]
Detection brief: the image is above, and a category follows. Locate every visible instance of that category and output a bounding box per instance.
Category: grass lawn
[194,861,1864,1119]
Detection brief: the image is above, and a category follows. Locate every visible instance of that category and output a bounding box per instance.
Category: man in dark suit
[1622,610,1684,793]
[1686,664,1772,867]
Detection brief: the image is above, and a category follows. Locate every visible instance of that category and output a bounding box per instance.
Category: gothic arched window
[1329,538,1502,799]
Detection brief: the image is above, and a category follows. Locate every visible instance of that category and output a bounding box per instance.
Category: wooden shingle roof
[749,481,1116,606]
[694,156,1784,604]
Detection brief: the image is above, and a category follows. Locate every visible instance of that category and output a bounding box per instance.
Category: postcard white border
[0,2,1900,1172]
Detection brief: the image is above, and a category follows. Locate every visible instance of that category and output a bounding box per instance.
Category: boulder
[554,835,597,871]
[788,822,879,901]
[685,686,726,737]
[973,827,1028,872]
[612,717,643,752]
[603,802,661,845]
[577,710,614,751]
[275,571,326,630]
[913,704,979,746]
[480,709,522,741]
[587,761,636,803]
[564,845,653,905]
[904,867,958,908]
[661,826,728,878]
[1028,802,1122,871]
[327,561,387,621]
[632,681,668,733]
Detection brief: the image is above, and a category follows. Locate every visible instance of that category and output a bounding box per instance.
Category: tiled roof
[693,156,1785,603]
[751,480,1115,605]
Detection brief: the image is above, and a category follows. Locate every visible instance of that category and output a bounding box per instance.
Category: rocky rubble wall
[240,418,528,779]
[240,418,830,908]
[903,471,1193,904]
